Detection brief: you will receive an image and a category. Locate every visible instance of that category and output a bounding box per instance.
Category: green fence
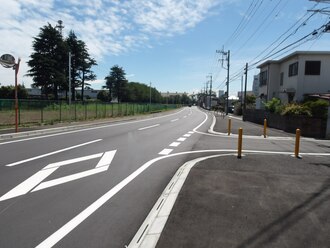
[0,99,180,129]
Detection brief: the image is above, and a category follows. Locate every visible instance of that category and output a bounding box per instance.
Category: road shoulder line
[127,153,235,248]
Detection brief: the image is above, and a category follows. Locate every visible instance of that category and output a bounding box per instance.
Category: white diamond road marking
[169,142,180,147]
[0,150,116,202]
[158,149,173,155]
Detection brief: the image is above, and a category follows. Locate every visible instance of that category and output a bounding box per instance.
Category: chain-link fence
[0,99,180,129]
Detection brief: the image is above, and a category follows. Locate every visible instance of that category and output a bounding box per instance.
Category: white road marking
[158,149,173,155]
[188,131,194,134]
[183,134,191,137]
[138,124,160,131]
[177,137,186,142]
[171,118,179,122]
[5,139,102,167]
[33,150,117,191]
[36,149,330,248]
[0,150,117,201]
[169,142,180,147]
[0,167,58,201]
[183,116,187,118]
[0,109,187,145]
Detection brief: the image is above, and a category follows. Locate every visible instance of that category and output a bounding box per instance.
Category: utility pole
[244,63,248,115]
[207,74,212,110]
[241,75,244,109]
[56,20,64,36]
[68,52,72,105]
[149,82,152,105]
[217,49,230,115]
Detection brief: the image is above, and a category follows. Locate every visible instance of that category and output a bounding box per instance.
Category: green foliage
[234,102,242,115]
[27,23,68,100]
[97,90,110,102]
[264,98,282,113]
[0,85,28,99]
[303,99,328,119]
[104,65,127,103]
[246,95,256,106]
[281,104,312,117]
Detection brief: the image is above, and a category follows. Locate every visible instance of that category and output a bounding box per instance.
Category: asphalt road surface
[0,107,329,248]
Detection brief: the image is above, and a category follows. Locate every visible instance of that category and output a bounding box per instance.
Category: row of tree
[27,23,96,101]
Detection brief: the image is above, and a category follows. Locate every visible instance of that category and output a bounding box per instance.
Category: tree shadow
[236,178,330,248]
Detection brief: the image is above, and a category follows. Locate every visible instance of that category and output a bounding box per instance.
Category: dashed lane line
[138,124,160,131]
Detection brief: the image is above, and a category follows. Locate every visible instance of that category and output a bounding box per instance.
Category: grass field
[0,100,179,129]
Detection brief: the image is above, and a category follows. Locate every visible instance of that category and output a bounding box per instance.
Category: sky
[0,0,329,97]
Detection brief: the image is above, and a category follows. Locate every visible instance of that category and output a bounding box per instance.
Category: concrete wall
[243,109,327,139]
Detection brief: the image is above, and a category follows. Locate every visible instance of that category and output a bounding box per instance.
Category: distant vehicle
[188,104,192,107]
[228,106,234,113]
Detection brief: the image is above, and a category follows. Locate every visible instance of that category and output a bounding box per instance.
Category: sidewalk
[156,154,330,248]
[212,113,294,137]
[146,114,329,248]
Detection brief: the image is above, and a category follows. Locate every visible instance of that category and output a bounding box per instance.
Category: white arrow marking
[0,150,116,202]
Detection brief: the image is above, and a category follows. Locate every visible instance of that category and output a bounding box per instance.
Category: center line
[158,149,173,155]
[169,142,181,147]
[171,119,179,122]
[138,124,160,131]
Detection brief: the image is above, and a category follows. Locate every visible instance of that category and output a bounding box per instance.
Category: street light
[0,54,21,132]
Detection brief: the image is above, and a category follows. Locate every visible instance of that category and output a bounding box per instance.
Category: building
[257,51,330,105]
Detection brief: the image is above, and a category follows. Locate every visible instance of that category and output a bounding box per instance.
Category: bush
[282,104,312,117]
[303,99,328,119]
[264,98,282,113]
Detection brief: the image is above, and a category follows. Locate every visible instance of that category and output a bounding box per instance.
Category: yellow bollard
[228,118,231,135]
[263,118,267,138]
[295,129,301,158]
[238,128,243,158]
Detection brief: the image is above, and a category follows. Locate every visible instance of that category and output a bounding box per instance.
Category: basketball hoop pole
[14,58,20,133]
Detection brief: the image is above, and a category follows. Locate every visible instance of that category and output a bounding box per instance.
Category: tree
[27,23,67,100]
[79,45,97,101]
[104,65,127,103]
[0,85,28,99]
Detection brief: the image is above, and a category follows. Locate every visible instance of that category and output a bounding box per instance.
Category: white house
[257,51,330,105]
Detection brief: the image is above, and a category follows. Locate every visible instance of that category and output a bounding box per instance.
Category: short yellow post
[263,118,267,138]
[238,128,243,158]
[228,118,231,136]
[295,129,301,158]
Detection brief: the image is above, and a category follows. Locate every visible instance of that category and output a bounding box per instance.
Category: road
[0,106,329,248]
[0,107,211,247]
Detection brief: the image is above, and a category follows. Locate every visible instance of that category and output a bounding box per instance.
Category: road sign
[0,54,15,68]
[0,150,117,202]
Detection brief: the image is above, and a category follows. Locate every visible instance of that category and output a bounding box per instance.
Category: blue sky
[0,0,329,96]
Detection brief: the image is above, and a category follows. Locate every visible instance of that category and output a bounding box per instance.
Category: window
[280,72,284,86]
[259,70,268,86]
[288,62,298,77]
[305,61,321,75]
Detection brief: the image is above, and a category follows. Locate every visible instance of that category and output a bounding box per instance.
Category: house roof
[257,51,330,69]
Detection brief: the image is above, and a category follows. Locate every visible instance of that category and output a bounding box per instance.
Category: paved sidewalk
[212,113,294,137]
[156,154,330,248]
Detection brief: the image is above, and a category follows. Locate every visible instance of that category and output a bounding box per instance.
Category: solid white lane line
[138,124,160,131]
[171,119,179,122]
[0,168,58,202]
[177,137,186,142]
[169,142,180,147]
[158,149,173,155]
[183,134,191,137]
[5,139,102,167]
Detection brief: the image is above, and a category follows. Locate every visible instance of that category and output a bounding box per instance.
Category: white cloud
[0,0,224,87]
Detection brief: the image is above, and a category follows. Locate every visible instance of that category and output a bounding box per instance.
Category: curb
[127,154,232,248]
